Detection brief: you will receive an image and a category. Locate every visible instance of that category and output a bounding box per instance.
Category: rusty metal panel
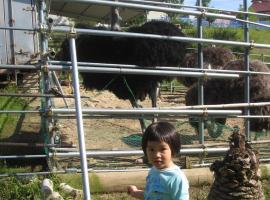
[0,0,39,65]
[11,0,39,64]
[0,0,9,65]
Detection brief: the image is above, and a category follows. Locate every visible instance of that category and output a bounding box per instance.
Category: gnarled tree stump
[208,129,265,200]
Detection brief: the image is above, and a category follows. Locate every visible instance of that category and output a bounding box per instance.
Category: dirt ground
[0,78,255,170]
[47,85,250,170]
[54,87,187,149]
[0,72,244,150]
[52,85,246,149]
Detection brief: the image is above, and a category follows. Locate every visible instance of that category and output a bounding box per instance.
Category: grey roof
[49,0,157,23]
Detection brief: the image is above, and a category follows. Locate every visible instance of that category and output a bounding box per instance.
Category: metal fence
[1,0,270,199]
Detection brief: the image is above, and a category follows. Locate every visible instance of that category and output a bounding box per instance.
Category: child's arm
[127,185,144,199]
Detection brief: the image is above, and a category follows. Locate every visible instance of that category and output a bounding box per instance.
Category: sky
[184,0,252,11]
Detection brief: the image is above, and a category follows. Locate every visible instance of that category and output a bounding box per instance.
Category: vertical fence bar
[68,32,91,200]
[261,53,264,62]
[38,0,50,155]
[197,0,204,145]
[243,0,251,141]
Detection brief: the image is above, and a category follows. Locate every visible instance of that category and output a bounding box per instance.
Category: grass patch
[57,173,105,193]
[0,85,29,139]
[0,161,33,174]
[0,171,269,200]
[184,27,270,63]
[91,192,138,200]
[0,176,41,200]
[90,173,105,193]
[262,178,270,199]
[56,173,83,191]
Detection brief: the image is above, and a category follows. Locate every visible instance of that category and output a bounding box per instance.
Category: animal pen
[1,0,270,199]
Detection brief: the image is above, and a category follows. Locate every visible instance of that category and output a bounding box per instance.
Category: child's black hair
[142,122,181,156]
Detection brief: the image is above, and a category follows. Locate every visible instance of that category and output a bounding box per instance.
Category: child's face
[146,141,174,170]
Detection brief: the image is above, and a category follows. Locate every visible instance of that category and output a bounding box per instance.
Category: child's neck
[155,161,175,170]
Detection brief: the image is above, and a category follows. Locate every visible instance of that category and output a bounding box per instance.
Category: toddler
[127,121,189,200]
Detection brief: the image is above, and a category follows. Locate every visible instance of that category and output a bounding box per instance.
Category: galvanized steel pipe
[53,27,270,49]
[52,108,242,116]
[53,0,236,19]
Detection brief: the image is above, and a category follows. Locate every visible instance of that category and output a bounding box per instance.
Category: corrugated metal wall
[0,0,39,65]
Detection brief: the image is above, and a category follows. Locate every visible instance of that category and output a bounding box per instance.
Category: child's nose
[154,151,162,158]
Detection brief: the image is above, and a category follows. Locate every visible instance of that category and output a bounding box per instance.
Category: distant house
[213,19,231,27]
[250,0,270,15]
[147,11,169,21]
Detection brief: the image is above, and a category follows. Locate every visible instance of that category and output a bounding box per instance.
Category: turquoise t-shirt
[144,165,189,200]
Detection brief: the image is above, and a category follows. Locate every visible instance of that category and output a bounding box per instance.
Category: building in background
[250,0,270,15]
[147,11,168,21]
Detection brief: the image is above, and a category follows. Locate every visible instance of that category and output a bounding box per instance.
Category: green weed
[0,176,41,200]
[0,85,29,139]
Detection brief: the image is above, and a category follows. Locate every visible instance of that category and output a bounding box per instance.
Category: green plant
[0,85,28,139]
[236,6,259,22]
[57,173,104,193]
[0,164,33,174]
[261,169,270,199]
[0,176,41,200]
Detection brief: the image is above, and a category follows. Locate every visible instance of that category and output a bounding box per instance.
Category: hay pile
[208,129,265,200]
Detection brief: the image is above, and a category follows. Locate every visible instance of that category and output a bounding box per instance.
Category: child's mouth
[154,160,163,165]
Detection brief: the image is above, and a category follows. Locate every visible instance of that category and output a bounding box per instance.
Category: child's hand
[127,185,144,199]
[127,185,138,194]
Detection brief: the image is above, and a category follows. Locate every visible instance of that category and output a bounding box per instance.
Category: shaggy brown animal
[208,129,264,200]
[181,47,235,87]
[185,60,270,136]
